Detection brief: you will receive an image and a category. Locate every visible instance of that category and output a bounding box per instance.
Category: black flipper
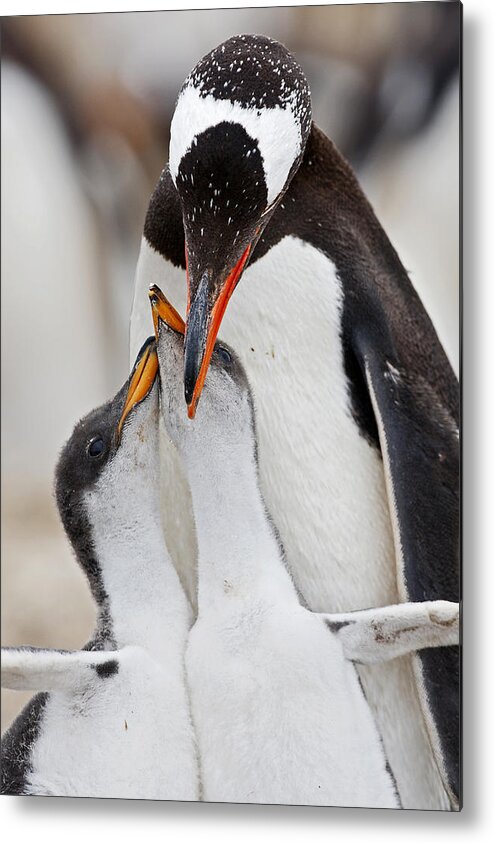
[353,303,460,807]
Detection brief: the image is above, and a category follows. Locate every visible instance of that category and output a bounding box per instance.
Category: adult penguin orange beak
[183,241,253,419]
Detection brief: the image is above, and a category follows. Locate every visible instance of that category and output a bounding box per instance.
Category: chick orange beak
[117,339,158,440]
[148,285,186,336]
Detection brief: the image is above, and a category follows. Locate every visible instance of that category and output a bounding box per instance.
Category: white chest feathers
[186,604,397,808]
[25,647,198,800]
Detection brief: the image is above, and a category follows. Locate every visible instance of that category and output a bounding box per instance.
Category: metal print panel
[1,2,461,810]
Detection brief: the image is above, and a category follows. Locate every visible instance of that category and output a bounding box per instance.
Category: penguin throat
[184,437,296,610]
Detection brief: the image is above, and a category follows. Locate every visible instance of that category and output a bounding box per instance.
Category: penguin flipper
[1,646,121,692]
[357,346,460,806]
[323,600,459,663]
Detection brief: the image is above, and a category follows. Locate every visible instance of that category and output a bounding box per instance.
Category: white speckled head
[167,36,312,417]
[169,34,312,207]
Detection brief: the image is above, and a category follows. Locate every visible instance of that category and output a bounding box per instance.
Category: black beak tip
[183,271,211,407]
[184,381,195,407]
[183,344,200,405]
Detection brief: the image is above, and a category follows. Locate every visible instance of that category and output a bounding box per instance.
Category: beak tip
[184,342,202,408]
[184,382,195,407]
[148,285,186,336]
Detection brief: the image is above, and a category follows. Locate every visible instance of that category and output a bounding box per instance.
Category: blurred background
[1,3,460,731]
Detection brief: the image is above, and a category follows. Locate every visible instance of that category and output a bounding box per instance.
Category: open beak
[117,338,159,440]
[148,285,186,337]
[184,243,251,418]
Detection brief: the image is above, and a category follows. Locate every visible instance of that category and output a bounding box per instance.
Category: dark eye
[87,437,105,458]
[217,345,232,365]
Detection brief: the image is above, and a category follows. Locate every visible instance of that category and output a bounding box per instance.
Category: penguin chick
[1,339,198,800]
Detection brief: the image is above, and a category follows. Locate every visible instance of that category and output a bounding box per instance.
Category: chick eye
[87,437,105,458]
[217,345,232,365]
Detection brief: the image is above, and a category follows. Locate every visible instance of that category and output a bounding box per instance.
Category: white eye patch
[169,84,303,206]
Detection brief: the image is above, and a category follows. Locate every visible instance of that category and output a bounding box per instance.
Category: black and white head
[55,339,159,604]
[149,286,256,463]
[168,34,312,417]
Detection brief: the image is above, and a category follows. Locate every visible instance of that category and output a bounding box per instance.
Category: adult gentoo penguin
[1,340,198,800]
[131,35,460,809]
[150,286,459,808]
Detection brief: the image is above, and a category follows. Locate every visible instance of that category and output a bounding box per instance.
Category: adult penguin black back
[130,34,459,810]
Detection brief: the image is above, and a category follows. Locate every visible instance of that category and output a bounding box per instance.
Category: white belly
[131,235,450,809]
[187,605,397,808]
[26,647,198,800]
